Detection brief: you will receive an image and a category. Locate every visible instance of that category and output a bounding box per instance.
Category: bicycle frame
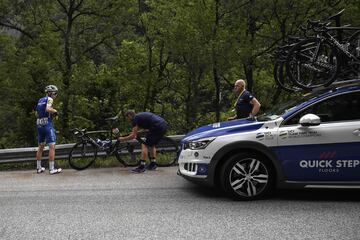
[298,31,360,74]
[324,32,359,60]
[73,128,118,155]
[306,22,360,61]
[293,39,336,72]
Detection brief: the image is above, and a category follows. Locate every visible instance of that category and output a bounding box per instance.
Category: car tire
[220,152,274,200]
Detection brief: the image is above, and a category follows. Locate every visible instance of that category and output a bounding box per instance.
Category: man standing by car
[228,79,261,120]
[35,85,62,174]
[118,110,168,173]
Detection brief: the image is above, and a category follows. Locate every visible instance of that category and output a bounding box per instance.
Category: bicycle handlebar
[71,128,87,137]
[307,20,331,31]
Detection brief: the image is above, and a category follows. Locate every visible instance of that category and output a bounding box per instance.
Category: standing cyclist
[118,110,168,173]
[35,85,62,174]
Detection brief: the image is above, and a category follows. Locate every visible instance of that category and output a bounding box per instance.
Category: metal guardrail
[0,135,184,164]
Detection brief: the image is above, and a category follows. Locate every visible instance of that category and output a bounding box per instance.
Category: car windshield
[257,92,319,121]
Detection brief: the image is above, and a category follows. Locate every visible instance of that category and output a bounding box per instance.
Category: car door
[276,90,360,181]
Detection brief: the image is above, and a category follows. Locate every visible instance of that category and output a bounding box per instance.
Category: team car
[178,81,360,200]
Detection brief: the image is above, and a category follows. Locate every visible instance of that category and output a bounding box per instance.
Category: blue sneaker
[131,165,146,173]
[146,162,158,170]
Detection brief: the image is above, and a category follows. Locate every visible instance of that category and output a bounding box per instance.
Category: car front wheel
[220,153,274,200]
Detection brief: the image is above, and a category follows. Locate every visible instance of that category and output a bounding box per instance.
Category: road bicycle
[285,20,360,90]
[273,10,345,92]
[68,116,179,170]
[273,9,360,91]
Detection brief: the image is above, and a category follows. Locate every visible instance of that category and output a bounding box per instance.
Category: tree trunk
[212,0,221,122]
[243,58,254,92]
[213,64,221,122]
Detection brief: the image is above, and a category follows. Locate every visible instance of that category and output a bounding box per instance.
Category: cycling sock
[149,157,157,162]
[37,160,42,169]
[139,160,146,166]
[49,161,54,170]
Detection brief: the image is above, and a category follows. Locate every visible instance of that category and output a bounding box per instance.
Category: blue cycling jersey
[36,96,56,145]
[36,96,53,127]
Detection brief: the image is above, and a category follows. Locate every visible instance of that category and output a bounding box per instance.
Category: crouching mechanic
[35,85,62,174]
[118,110,168,173]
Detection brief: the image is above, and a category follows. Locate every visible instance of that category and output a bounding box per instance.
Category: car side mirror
[299,114,321,127]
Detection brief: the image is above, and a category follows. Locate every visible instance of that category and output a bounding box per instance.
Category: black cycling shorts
[144,129,167,147]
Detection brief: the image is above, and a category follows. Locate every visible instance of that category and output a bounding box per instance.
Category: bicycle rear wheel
[68,141,97,170]
[349,30,360,58]
[286,38,339,90]
[347,31,360,79]
[114,143,139,167]
[274,61,301,93]
[156,136,179,167]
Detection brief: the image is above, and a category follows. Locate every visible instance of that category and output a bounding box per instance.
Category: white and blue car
[178,82,360,200]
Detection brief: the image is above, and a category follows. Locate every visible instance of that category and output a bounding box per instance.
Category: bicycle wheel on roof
[347,31,360,79]
[274,61,301,93]
[286,37,339,90]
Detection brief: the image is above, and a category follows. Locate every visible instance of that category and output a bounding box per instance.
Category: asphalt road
[0,166,359,240]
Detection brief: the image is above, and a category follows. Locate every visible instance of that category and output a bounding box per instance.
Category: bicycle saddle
[307,20,331,30]
[287,35,302,41]
[327,9,345,21]
[105,116,118,122]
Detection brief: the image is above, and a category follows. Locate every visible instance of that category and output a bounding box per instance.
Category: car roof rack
[311,79,360,93]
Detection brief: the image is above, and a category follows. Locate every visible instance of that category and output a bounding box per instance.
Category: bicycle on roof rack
[273,8,360,92]
[286,20,360,90]
[68,116,179,170]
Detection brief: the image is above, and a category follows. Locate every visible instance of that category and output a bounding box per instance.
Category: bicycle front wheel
[68,141,97,170]
[286,38,339,90]
[156,136,179,167]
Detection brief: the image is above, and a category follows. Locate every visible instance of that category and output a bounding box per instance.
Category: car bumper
[177,168,213,187]
[177,149,213,186]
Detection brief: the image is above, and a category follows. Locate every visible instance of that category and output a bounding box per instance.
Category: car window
[257,93,317,121]
[283,90,360,125]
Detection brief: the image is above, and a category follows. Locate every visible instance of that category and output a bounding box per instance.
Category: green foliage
[0,0,358,147]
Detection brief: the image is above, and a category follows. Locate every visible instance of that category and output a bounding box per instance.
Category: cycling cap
[44,85,58,93]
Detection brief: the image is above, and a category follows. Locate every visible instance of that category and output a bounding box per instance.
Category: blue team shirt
[236,90,254,119]
[36,96,56,144]
[132,112,167,131]
[36,97,53,127]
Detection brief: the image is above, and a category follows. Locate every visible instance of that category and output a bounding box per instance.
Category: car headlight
[184,138,215,150]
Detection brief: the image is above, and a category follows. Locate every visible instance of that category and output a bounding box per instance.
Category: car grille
[184,163,197,173]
